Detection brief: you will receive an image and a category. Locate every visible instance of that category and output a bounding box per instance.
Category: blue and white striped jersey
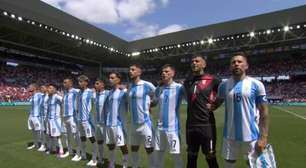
[105,88,128,127]
[94,90,110,124]
[63,88,79,117]
[128,80,156,125]
[41,93,49,117]
[218,76,267,142]
[47,94,63,119]
[155,81,184,132]
[30,92,43,117]
[78,88,94,121]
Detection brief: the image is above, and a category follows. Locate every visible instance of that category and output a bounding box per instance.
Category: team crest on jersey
[201,80,206,85]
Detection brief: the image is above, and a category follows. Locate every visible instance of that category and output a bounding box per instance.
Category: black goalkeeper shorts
[186,125,217,155]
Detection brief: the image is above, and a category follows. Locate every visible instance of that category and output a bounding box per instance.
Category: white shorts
[63,116,78,134]
[40,116,48,132]
[48,119,62,137]
[154,128,181,154]
[28,116,42,131]
[130,122,154,148]
[96,124,106,141]
[105,125,126,146]
[78,120,95,138]
[222,138,257,161]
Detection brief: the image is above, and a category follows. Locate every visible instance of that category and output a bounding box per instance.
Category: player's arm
[207,79,224,112]
[256,97,269,153]
[150,87,159,107]
[255,82,269,153]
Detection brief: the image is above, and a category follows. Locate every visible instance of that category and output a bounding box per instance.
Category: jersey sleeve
[255,81,268,104]
[217,81,226,99]
[56,95,63,103]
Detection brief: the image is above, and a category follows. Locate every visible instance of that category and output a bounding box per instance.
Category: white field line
[272,106,306,120]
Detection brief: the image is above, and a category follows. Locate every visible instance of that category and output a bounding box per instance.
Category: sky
[41,0,306,41]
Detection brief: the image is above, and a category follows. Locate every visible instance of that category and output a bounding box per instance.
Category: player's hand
[256,136,268,153]
[206,103,217,112]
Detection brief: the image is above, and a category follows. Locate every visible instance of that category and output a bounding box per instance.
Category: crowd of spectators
[1,59,306,102]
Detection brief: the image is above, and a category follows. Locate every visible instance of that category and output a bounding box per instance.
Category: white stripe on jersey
[218,76,266,142]
[95,90,109,124]
[30,92,43,117]
[63,88,79,117]
[129,80,156,125]
[105,88,127,127]
[47,94,63,119]
[42,94,49,117]
[156,81,183,132]
[78,88,94,121]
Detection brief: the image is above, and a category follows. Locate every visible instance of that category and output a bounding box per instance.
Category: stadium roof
[128,4,306,52]
[0,0,128,51]
[0,0,306,62]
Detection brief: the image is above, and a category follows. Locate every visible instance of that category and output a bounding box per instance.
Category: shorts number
[171,140,176,148]
[147,136,152,142]
[116,135,122,142]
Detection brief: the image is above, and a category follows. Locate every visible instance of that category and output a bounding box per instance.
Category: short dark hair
[110,72,122,81]
[48,83,58,90]
[130,64,143,70]
[191,53,207,60]
[78,75,89,82]
[64,78,73,83]
[161,64,176,72]
[95,78,105,84]
[231,51,248,63]
[30,83,39,89]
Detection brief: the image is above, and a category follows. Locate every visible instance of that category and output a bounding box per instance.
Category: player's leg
[154,129,166,168]
[200,126,219,168]
[167,131,183,168]
[38,117,47,151]
[53,119,65,158]
[117,126,128,168]
[143,123,155,168]
[106,127,116,168]
[71,122,84,162]
[222,138,240,168]
[27,117,40,149]
[85,120,98,167]
[78,122,87,160]
[242,140,257,167]
[130,125,141,168]
[96,124,105,164]
[186,128,201,168]
[34,117,42,148]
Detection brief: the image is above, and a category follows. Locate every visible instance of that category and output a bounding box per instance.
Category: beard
[232,68,243,76]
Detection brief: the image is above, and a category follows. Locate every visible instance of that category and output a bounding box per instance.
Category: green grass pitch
[0,105,305,167]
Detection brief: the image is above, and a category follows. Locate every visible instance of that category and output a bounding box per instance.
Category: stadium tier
[0,1,306,103]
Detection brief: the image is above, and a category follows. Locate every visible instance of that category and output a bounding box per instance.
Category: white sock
[123,153,128,162]
[32,130,39,147]
[47,136,51,151]
[41,132,46,146]
[67,131,73,153]
[224,160,235,168]
[81,141,86,158]
[132,152,139,168]
[61,132,68,151]
[155,151,165,168]
[173,154,183,168]
[92,142,98,162]
[98,144,104,162]
[148,152,155,168]
[57,138,64,154]
[109,150,115,166]
[74,133,81,156]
